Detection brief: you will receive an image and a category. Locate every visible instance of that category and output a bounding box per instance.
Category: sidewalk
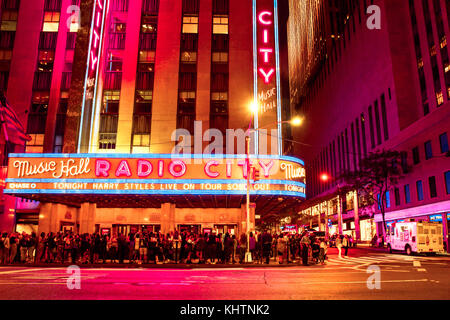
[0,259,306,269]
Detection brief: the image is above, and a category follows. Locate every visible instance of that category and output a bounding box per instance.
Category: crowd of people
[0,230,352,266]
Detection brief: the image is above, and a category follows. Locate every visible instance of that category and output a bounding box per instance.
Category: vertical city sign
[78,0,108,153]
[253,0,282,155]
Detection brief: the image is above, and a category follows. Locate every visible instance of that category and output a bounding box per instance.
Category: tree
[341,150,405,235]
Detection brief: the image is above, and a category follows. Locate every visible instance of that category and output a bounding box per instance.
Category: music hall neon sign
[78,0,108,152]
[4,154,306,197]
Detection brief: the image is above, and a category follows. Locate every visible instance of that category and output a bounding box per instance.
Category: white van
[386,221,445,255]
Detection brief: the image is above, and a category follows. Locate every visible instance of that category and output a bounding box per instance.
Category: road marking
[413,261,421,267]
[299,279,429,285]
[0,268,47,275]
[417,268,427,272]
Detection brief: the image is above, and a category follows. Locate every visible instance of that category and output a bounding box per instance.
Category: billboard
[5,154,306,197]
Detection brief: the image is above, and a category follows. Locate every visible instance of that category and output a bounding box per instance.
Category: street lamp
[244,103,303,262]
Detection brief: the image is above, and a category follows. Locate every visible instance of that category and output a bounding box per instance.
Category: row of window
[411,132,449,165]
[391,171,450,208]
[309,90,391,197]
[409,0,450,113]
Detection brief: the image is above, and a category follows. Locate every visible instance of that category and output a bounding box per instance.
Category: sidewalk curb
[0,262,312,269]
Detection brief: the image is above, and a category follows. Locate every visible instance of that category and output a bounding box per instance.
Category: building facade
[288,0,450,250]
[1,0,304,236]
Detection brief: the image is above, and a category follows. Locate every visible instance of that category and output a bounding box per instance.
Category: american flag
[0,91,31,145]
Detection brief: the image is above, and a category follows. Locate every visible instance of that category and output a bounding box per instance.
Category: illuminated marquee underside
[5,154,306,199]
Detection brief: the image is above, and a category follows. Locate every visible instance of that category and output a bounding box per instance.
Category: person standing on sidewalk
[300,233,310,266]
[336,234,343,258]
[276,235,286,264]
[343,235,349,257]
[0,232,9,264]
[9,233,18,264]
[262,230,272,264]
[319,239,328,264]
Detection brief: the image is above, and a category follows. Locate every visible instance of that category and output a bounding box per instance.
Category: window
[0,50,12,61]
[43,12,60,32]
[439,133,449,153]
[394,188,400,206]
[404,185,411,204]
[416,180,424,201]
[445,171,450,195]
[212,52,228,63]
[101,90,120,113]
[374,100,382,145]
[429,176,437,198]
[380,94,389,141]
[182,16,198,34]
[386,191,391,208]
[412,146,420,164]
[139,50,156,63]
[180,51,197,64]
[424,140,433,159]
[368,106,375,148]
[211,92,227,101]
[213,15,228,34]
[1,10,18,31]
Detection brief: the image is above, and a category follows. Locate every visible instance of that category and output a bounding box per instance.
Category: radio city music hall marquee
[4,154,306,197]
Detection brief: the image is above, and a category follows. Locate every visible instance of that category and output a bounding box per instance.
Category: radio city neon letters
[89,0,106,72]
[258,11,275,84]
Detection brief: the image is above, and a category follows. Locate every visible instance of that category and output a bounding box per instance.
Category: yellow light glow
[249,101,259,114]
[291,117,303,126]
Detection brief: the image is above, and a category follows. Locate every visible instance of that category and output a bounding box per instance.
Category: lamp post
[245,102,303,262]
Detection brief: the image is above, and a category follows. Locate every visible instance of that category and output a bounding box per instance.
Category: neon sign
[258,11,275,83]
[78,0,108,152]
[5,154,306,197]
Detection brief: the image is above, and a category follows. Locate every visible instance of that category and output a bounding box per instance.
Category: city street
[0,248,448,300]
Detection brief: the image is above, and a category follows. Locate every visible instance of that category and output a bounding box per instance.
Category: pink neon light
[96,11,101,28]
[169,160,187,178]
[204,161,220,178]
[95,160,111,177]
[259,160,274,177]
[258,11,272,25]
[115,160,132,177]
[259,48,273,63]
[263,30,269,43]
[137,160,153,177]
[259,68,275,83]
[90,51,98,71]
[158,160,164,177]
[93,30,100,48]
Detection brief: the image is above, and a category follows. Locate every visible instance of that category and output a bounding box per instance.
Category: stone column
[442,213,448,253]
[353,191,361,241]
[161,203,176,234]
[38,203,58,234]
[325,200,330,240]
[337,196,343,235]
[79,203,96,234]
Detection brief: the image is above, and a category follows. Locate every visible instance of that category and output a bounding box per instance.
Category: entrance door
[178,225,201,234]
[214,224,237,235]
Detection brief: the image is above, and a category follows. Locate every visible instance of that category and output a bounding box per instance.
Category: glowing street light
[290,117,304,127]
